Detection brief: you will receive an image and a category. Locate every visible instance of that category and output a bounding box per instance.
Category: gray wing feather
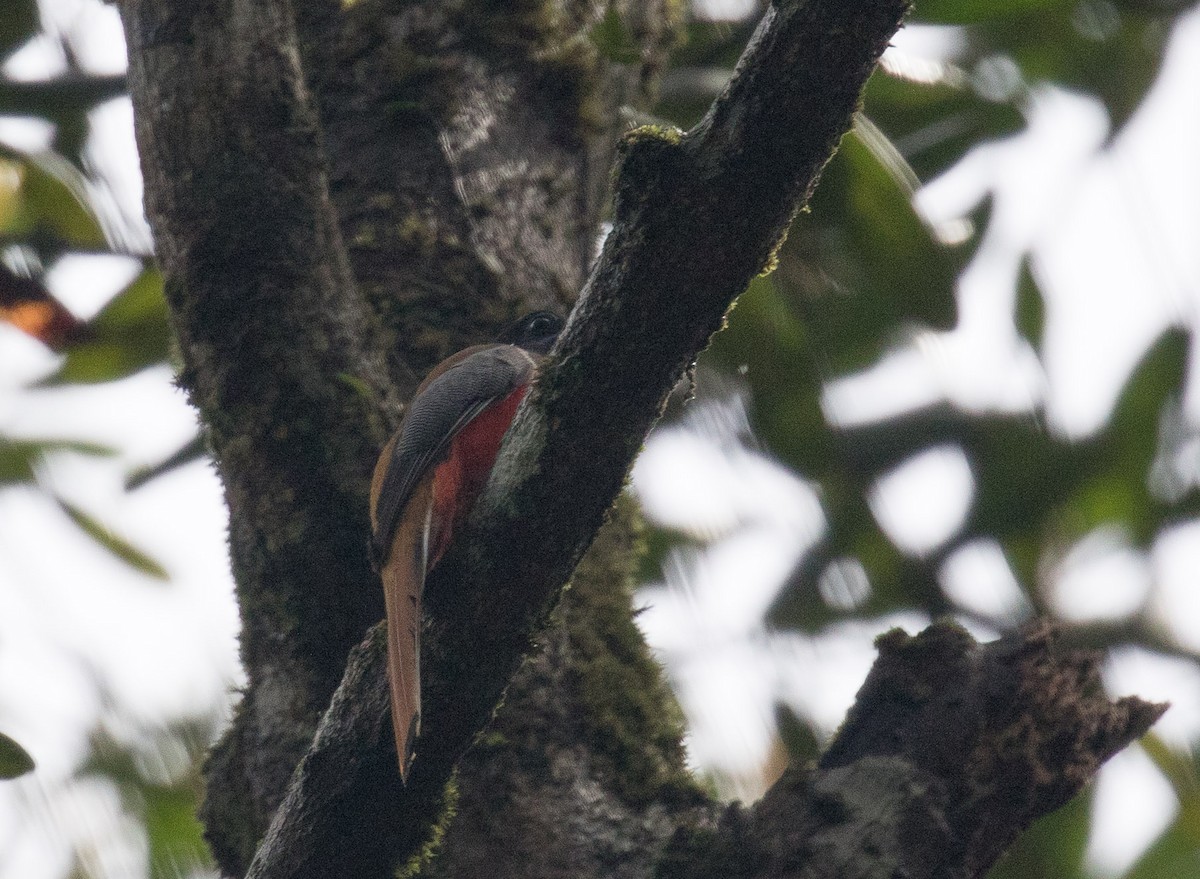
[373,346,534,562]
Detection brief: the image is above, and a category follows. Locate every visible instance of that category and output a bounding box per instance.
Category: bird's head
[495,311,564,356]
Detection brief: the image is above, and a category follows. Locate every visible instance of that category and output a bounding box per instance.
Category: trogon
[368,311,564,781]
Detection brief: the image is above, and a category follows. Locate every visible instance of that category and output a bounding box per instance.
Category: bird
[368,311,564,782]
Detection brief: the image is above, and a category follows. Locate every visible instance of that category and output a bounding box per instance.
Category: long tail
[379,480,430,783]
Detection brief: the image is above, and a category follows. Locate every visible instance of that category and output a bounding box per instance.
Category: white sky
[1,2,1199,878]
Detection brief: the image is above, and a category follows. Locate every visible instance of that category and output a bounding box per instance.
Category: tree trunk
[117,1,1163,878]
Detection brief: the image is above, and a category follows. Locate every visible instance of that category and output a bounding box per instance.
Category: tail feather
[380,480,431,783]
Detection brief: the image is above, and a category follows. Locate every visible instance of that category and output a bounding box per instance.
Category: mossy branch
[657,622,1165,879]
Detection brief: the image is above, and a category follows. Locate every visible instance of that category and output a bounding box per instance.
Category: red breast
[427,383,529,565]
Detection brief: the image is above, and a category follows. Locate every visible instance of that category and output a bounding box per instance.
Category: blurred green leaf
[49,265,172,384]
[769,503,947,631]
[1014,259,1044,350]
[950,330,1184,551]
[1085,329,1189,544]
[698,271,950,630]
[1123,817,1200,879]
[1140,734,1198,804]
[913,0,1074,25]
[0,0,37,60]
[91,264,166,329]
[143,778,213,879]
[987,784,1091,879]
[779,129,958,374]
[865,69,1024,181]
[1000,10,1167,129]
[2,150,107,248]
[853,114,920,195]
[768,547,846,632]
[0,440,43,485]
[0,436,116,485]
[126,433,208,491]
[668,15,760,70]
[653,15,763,129]
[635,519,698,586]
[80,721,214,879]
[703,276,830,475]
[768,326,1190,632]
[909,2,1182,131]
[590,7,641,64]
[56,495,170,580]
[775,703,820,765]
[0,730,35,779]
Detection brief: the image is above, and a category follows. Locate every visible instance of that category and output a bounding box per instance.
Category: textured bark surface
[120,1,400,859]
[117,1,1164,879]
[298,0,677,386]
[654,622,1165,879]
[421,499,705,879]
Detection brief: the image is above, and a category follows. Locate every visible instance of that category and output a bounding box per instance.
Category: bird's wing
[370,345,536,564]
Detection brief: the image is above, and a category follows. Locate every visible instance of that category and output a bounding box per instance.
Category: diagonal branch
[816,622,1166,876]
[245,2,912,877]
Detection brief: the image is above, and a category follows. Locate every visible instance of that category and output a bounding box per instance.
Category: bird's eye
[496,311,562,347]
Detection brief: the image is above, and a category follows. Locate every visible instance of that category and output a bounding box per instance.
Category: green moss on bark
[560,495,700,806]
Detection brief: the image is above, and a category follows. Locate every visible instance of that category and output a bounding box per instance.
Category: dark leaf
[0,731,35,779]
[7,151,107,248]
[0,74,128,123]
[779,128,958,374]
[125,434,208,491]
[590,7,641,64]
[0,437,116,485]
[0,0,37,60]
[912,0,1074,25]
[55,495,170,581]
[1014,259,1044,351]
[987,784,1091,879]
[774,703,820,764]
[48,265,171,384]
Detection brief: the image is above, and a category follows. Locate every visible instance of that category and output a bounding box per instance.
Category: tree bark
[657,622,1165,879]
[118,1,1163,879]
[121,1,399,862]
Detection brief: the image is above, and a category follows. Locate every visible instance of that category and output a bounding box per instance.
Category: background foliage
[1,0,1198,877]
